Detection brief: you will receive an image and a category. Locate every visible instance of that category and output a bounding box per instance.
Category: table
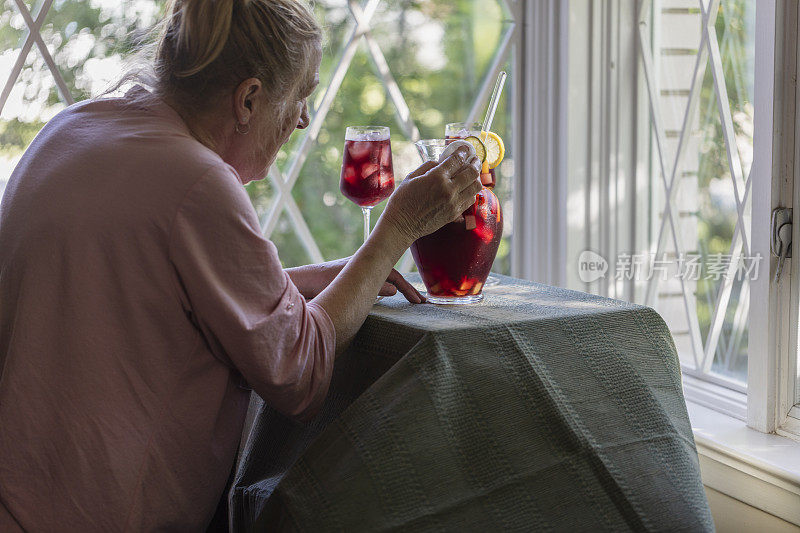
[229,275,713,531]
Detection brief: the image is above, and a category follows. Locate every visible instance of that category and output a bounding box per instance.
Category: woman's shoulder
[62,91,239,187]
[24,94,245,221]
[179,161,253,219]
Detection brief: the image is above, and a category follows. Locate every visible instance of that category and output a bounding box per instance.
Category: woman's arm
[285,258,424,302]
[285,258,349,299]
[169,148,478,418]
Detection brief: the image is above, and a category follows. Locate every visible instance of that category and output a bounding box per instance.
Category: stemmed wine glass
[339,126,395,243]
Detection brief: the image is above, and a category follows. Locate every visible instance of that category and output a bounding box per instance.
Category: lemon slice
[463,136,487,163]
[481,131,504,169]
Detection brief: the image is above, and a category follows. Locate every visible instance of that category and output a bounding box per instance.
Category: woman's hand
[311,146,481,357]
[286,259,425,303]
[380,146,482,247]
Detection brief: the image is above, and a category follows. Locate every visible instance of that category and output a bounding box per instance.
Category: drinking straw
[480,71,507,140]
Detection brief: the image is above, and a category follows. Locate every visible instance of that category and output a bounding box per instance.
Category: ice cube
[365,171,381,188]
[348,141,372,161]
[361,162,379,178]
[346,128,389,142]
[476,225,494,244]
[343,165,356,183]
[379,168,394,187]
[380,142,392,165]
[465,215,477,230]
[457,128,470,138]
[476,198,490,218]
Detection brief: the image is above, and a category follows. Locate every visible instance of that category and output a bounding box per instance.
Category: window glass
[642,0,755,386]
[1,0,516,276]
[0,0,164,200]
[258,0,515,270]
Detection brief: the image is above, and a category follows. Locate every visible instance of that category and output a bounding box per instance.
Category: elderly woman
[0,0,481,530]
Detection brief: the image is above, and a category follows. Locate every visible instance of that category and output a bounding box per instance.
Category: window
[561,0,800,435]
[563,0,758,411]
[1,0,519,277]
[250,0,517,273]
[1,0,164,198]
[638,0,755,389]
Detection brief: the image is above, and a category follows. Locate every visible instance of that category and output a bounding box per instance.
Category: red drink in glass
[412,138,503,304]
[340,126,394,245]
[410,188,502,301]
[340,138,394,207]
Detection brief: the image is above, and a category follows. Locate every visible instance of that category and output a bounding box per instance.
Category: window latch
[771,207,792,283]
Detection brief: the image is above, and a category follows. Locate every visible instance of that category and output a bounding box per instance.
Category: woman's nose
[297,104,310,130]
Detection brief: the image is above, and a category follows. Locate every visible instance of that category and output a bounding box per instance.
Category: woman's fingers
[375,270,426,304]
[386,269,426,303]
[379,282,398,296]
[456,181,483,212]
[378,147,482,246]
[406,160,438,180]
[436,147,472,177]
[450,155,482,192]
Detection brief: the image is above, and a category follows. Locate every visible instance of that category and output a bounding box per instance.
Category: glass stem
[362,206,372,243]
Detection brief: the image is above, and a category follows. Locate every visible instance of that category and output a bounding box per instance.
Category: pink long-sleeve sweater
[0,88,335,531]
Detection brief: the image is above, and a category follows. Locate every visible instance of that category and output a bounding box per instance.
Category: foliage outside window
[1,0,515,276]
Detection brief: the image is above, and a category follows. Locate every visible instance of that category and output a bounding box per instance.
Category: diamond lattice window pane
[368,0,512,134]
[0,0,165,205]
[277,0,355,159]
[716,0,755,178]
[1,45,60,204]
[641,0,754,387]
[654,272,700,368]
[245,176,276,222]
[651,3,703,171]
[708,276,749,382]
[270,210,314,268]
[253,0,517,274]
[284,45,416,264]
[40,0,163,101]
[2,0,519,274]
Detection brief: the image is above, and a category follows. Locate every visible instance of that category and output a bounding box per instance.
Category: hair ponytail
[112,0,321,113]
[162,0,235,78]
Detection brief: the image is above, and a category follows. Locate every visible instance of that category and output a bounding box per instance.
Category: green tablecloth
[230,275,713,532]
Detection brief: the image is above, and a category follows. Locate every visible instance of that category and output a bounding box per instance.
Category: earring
[235,122,250,135]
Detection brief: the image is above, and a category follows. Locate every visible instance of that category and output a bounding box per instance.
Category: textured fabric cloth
[232,275,713,532]
[0,87,335,531]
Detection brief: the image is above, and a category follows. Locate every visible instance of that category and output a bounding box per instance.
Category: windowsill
[686,400,800,526]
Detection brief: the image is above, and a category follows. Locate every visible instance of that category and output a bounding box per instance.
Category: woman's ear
[233,78,262,125]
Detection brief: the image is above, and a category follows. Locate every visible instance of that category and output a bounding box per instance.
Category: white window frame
[522,0,799,437]
[511,0,567,284]
[749,0,799,437]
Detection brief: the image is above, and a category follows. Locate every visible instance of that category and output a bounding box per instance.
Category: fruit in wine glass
[340,135,394,207]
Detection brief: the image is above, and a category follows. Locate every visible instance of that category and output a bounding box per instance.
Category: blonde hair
[117,0,321,113]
